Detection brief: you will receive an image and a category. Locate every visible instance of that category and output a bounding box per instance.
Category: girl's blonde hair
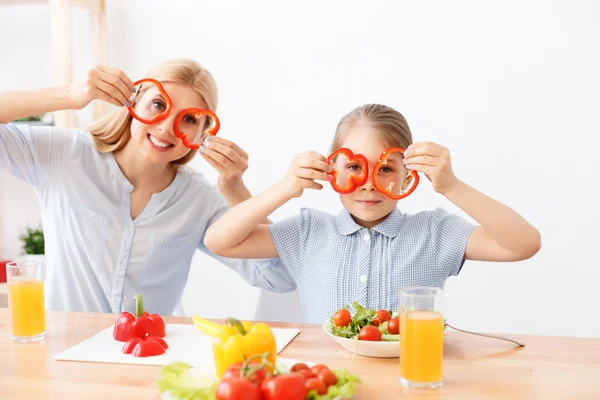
[330,104,413,152]
[86,59,218,165]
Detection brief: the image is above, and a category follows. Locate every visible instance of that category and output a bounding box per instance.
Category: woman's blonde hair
[87,59,218,165]
[330,104,413,152]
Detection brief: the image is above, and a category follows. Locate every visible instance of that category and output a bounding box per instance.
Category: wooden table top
[1,308,599,399]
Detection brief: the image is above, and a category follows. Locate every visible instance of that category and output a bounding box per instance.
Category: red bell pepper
[326,148,369,194]
[121,336,168,357]
[173,108,221,150]
[113,293,166,342]
[128,78,173,124]
[373,147,420,200]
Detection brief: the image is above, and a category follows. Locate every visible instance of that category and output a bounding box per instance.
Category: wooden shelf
[0,0,108,128]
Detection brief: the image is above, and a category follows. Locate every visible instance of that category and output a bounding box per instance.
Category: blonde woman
[0,60,294,315]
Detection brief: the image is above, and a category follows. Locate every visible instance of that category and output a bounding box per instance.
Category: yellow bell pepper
[193,316,277,378]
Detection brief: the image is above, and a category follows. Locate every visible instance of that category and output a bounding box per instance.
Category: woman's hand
[200,136,250,194]
[69,65,135,109]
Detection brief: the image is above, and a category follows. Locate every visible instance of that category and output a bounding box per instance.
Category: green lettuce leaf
[306,368,362,399]
[157,362,217,400]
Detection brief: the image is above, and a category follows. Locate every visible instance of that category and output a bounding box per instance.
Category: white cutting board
[54,324,300,368]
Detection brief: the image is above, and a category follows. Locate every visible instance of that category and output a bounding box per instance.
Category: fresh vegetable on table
[113,293,166,342]
[122,336,168,357]
[158,357,361,400]
[329,302,399,342]
[193,316,277,379]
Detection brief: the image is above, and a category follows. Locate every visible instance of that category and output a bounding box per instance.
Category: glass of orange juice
[7,260,46,343]
[399,286,444,388]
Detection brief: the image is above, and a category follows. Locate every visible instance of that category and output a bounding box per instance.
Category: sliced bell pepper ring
[121,336,168,357]
[113,293,166,342]
[193,316,277,379]
[127,78,172,124]
[373,147,420,200]
[173,109,221,150]
[326,148,369,194]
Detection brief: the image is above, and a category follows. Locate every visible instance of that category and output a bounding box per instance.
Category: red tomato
[222,361,268,385]
[318,368,338,387]
[261,374,307,400]
[294,369,314,381]
[333,309,351,327]
[387,317,400,335]
[216,377,261,400]
[305,377,328,395]
[359,325,382,341]
[310,364,329,376]
[373,310,392,327]
[290,362,309,372]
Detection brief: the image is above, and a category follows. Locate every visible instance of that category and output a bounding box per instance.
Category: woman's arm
[0,65,134,123]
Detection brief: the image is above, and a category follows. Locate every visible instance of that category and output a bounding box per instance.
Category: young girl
[204,104,541,324]
[0,59,294,316]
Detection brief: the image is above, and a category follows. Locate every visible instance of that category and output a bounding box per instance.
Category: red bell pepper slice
[113,293,166,342]
[373,147,420,200]
[121,336,168,357]
[127,79,173,125]
[327,148,369,194]
[174,109,221,150]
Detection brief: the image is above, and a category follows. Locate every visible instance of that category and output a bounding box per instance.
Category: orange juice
[400,310,444,383]
[8,278,46,337]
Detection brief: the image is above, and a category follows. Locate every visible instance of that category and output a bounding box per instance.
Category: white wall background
[1,1,598,338]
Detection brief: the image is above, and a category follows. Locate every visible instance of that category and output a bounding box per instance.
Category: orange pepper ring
[327,148,369,194]
[372,147,420,200]
[127,79,220,150]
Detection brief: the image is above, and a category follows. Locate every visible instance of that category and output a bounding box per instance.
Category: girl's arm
[0,65,134,123]
[404,142,541,262]
[204,151,331,258]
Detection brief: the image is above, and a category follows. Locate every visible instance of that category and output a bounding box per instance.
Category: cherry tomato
[294,369,314,381]
[290,362,309,372]
[359,325,382,341]
[305,378,327,395]
[387,317,400,335]
[222,361,269,385]
[216,377,261,400]
[261,374,306,400]
[372,310,391,327]
[310,364,329,376]
[333,309,351,327]
[318,368,338,387]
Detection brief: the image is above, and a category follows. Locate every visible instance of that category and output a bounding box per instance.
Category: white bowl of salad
[323,302,400,358]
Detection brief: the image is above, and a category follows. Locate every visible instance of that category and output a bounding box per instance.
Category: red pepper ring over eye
[174,109,220,150]
[372,147,420,200]
[127,79,172,125]
[127,79,220,150]
[327,148,369,194]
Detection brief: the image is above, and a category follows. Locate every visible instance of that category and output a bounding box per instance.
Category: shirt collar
[335,207,405,238]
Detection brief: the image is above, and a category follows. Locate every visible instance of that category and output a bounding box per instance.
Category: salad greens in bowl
[323,302,400,358]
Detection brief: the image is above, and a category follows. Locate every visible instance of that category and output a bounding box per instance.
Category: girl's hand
[200,136,249,193]
[403,142,460,194]
[281,151,332,198]
[69,65,135,109]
